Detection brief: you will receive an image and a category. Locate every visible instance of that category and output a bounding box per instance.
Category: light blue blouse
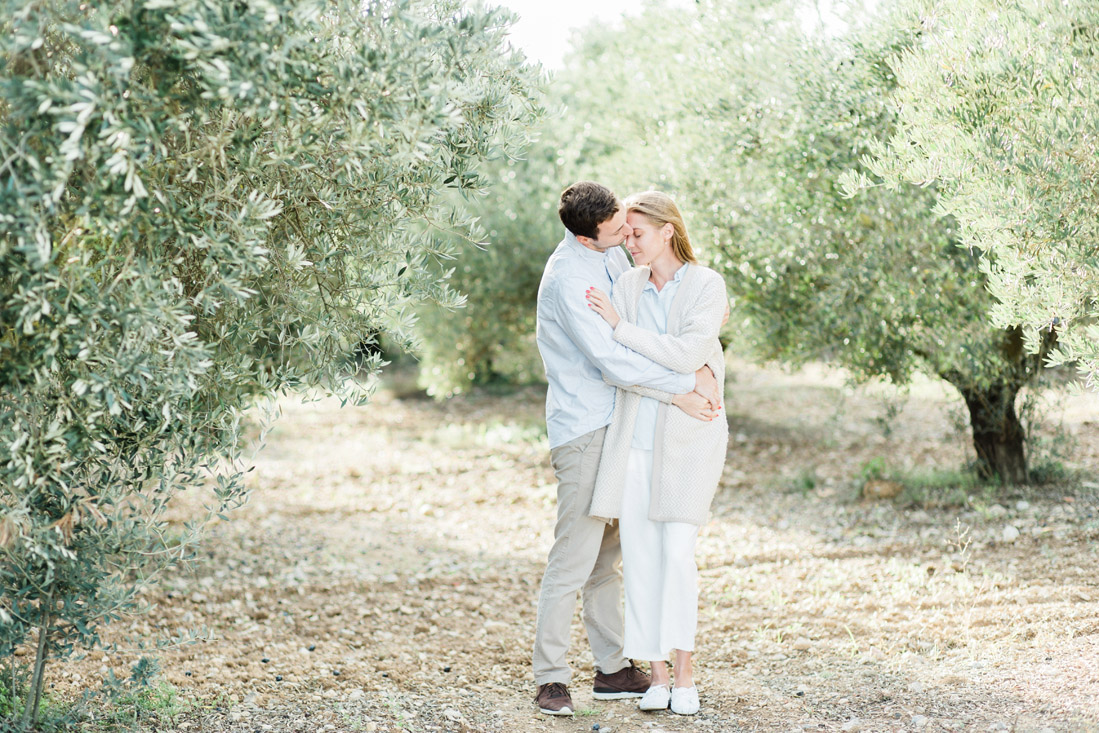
[631,263,688,450]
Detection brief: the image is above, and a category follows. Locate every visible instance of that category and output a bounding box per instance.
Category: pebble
[1016,500,1031,511]
[908,681,924,694]
[912,715,929,728]
[1002,525,1021,542]
[792,638,812,651]
[862,646,887,662]
[987,504,1008,518]
[841,719,863,732]
[443,709,461,721]
[348,689,364,701]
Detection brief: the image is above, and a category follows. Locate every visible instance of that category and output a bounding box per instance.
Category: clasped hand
[676,366,721,422]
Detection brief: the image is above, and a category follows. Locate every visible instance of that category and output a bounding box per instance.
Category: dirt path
[56,361,1099,732]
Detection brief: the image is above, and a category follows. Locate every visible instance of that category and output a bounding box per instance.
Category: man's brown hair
[558,181,619,240]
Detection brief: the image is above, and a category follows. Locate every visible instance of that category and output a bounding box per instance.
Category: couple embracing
[532,182,729,717]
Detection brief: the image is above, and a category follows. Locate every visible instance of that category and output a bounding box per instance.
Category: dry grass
[45,359,1099,732]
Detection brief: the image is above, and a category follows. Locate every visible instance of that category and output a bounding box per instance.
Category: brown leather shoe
[593,661,651,700]
[535,682,575,715]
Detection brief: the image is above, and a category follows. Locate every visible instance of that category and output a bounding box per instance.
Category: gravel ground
[44,360,1099,732]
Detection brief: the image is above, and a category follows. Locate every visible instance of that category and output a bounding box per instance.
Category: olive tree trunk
[939,326,1053,485]
[19,593,52,730]
[954,381,1028,484]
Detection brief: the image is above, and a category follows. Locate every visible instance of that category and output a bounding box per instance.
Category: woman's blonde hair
[623,191,697,264]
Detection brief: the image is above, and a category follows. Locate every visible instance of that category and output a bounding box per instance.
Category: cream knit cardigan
[589,263,729,526]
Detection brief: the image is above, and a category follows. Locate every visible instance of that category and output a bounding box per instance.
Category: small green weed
[91,681,185,730]
[0,663,71,733]
[859,456,887,482]
[0,667,19,722]
[898,467,984,509]
[788,468,818,494]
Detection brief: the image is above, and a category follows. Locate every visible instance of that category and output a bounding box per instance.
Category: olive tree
[0,0,538,725]
[842,0,1099,387]
[677,0,1049,481]
[413,141,558,397]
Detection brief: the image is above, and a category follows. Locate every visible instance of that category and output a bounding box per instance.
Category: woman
[584,191,728,716]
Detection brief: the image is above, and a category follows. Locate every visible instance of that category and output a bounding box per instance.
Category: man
[533,181,719,716]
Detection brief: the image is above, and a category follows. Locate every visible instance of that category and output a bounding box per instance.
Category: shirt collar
[643,262,689,292]
[565,230,611,264]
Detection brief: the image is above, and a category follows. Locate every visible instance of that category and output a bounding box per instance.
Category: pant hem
[594,659,630,675]
[534,674,572,687]
[624,648,694,660]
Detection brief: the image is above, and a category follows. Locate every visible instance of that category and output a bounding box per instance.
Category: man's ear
[576,235,594,247]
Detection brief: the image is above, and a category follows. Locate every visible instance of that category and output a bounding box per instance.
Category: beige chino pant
[532,426,629,685]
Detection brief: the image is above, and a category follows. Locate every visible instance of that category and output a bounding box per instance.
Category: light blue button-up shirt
[631,263,687,450]
[536,232,695,449]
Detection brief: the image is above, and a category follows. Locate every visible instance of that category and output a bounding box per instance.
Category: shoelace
[544,682,569,698]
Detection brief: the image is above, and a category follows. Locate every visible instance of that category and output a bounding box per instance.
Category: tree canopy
[0,0,539,725]
[842,0,1099,387]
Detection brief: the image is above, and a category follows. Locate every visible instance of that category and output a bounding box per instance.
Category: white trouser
[620,447,700,661]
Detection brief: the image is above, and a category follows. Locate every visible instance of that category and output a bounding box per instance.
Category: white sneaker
[671,686,700,715]
[638,684,671,711]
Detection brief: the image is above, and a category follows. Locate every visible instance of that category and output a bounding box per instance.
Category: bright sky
[491,0,688,70]
[491,1,856,70]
